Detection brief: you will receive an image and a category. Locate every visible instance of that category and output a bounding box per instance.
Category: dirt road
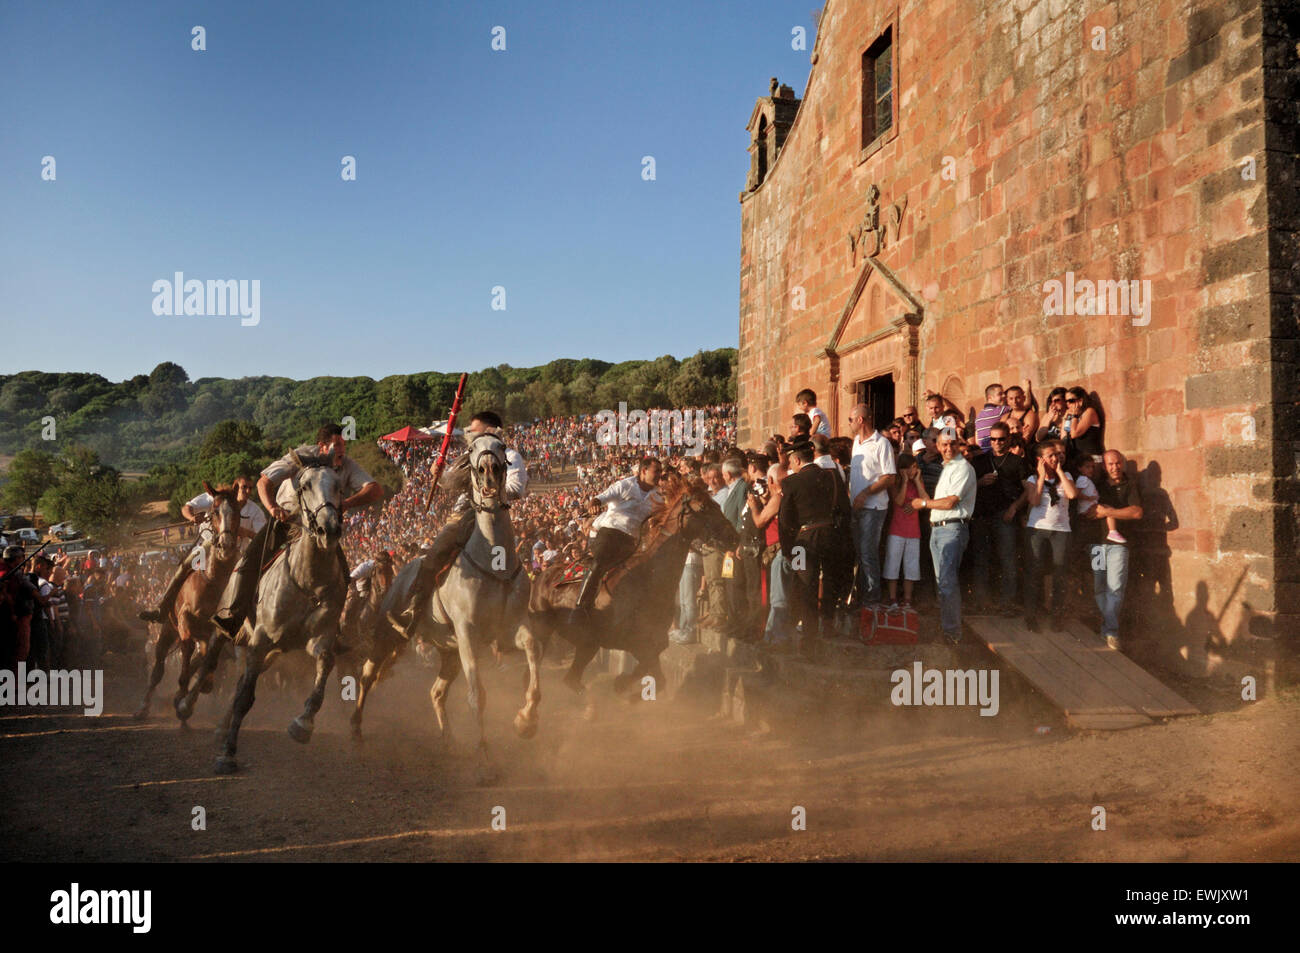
[2,647,1296,862]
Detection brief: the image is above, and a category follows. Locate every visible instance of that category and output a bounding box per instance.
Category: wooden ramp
[966,615,1199,730]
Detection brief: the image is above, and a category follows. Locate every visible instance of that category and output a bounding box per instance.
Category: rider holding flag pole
[395,388,529,638]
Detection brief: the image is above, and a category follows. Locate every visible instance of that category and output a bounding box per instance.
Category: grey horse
[203,452,351,775]
[363,433,541,785]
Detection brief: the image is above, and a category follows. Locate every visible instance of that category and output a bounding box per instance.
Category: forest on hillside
[0,351,736,537]
[0,350,736,471]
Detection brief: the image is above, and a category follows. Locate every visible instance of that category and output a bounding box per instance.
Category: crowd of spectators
[349,407,739,580]
[725,382,1142,654]
[4,387,1134,676]
[0,543,184,671]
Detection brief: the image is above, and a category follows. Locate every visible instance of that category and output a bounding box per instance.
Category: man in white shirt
[139,476,266,623]
[847,403,896,607]
[910,427,977,643]
[214,423,382,637]
[570,457,664,625]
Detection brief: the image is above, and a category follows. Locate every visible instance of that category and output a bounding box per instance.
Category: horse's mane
[629,473,700,557]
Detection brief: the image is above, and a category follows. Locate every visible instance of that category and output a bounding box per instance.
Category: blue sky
[0,0,814,381]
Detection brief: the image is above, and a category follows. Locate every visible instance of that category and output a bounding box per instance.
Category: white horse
[372,433,541,785]
[209,452,351,775]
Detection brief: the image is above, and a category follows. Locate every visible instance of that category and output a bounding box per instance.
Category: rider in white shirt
[139,476,265,623]
[570,457,665,625]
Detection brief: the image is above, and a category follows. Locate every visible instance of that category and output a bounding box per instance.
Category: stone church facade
[737,0,1298,673]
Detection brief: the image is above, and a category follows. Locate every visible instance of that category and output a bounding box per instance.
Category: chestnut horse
[529,471,738,697]
[134,482,241,721]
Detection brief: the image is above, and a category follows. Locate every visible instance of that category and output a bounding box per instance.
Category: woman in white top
[1018,440,1078,632]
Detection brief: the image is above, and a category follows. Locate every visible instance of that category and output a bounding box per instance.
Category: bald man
[847,402,897,607]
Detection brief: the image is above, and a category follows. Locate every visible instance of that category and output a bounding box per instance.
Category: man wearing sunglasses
[970,422,1029,615]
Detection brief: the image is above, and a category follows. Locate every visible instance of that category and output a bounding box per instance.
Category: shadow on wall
[1126,459,1183,665]
[1126,459,1284,686]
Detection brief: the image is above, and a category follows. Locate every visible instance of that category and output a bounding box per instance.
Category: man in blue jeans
[847,403,897,607]
[1081,449,1143,649]
[912,429,977,644]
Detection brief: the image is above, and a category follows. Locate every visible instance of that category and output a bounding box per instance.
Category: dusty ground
[1,641,1296,862]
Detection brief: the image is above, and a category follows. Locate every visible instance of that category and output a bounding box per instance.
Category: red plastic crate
[861,605,920,644]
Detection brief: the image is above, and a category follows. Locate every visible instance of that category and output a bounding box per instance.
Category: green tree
[40,446,132,543]
[2,448,59,519]
[200,419,268,459]
[148,362,190,388]
[347,441,404,502]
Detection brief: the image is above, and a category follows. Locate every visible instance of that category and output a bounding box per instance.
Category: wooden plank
[970,616,1148,718]
[966,617,1153,727]
[1034,624,1178,718]
[968,616,1097,714]
[1063,621,1199,717]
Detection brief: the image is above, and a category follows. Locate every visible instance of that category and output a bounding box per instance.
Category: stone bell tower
[744,77,800,193]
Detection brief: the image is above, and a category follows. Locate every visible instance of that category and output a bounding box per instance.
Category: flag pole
[424,372,468,514]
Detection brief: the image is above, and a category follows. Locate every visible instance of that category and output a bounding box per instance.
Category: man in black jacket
[777,440,850,650]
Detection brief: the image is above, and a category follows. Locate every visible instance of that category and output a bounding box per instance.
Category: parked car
[49,522,81,539]
[15,528,41,544]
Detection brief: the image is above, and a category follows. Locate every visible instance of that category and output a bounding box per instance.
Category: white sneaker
[1105,635,1120,650]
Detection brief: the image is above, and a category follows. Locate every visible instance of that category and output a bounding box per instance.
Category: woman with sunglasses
[1036,387,1069,445]
[1019,439,1078,631]
[1064,387,1104,460]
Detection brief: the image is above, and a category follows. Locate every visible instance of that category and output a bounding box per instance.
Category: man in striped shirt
[974,383,1012,452]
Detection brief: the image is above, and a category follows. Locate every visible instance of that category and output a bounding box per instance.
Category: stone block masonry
[737,0,1300,675]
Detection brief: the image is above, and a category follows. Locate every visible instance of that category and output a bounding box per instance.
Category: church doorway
[855,374,895,432]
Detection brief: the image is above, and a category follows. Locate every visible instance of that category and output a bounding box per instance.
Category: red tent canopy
[379,425,435,442]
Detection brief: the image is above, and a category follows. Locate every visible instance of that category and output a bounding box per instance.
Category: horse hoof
[174,698,194,721]
[350,725,363,744]
[476,766,500,787]
[513,712,538,739]
[287,718,313,744]
[178,719,190,733]
[132,705,149,722]
[213,756,238,775]
[582,701,598,722]
[612,674,635,694]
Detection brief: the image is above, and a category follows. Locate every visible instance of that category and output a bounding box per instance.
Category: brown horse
[335,556,395,703]
[529,471,738,697]
[135,483,242,721]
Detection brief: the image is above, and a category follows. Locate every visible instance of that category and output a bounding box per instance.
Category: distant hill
[0,350,736,472]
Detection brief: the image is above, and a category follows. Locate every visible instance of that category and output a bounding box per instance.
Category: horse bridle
[295,470,340,537]
[212,496,240,563]
[468,439,509,513]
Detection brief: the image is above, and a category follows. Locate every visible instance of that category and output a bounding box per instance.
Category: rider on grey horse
[211,423,383,639]
[395,410,529,638]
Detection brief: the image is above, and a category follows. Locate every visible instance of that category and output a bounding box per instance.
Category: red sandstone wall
[738,0,1276,671]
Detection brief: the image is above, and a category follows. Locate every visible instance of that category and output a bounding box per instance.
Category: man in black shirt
[1080,449,1143,648]
[777,440,850,647]
[970,422,1029,614]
